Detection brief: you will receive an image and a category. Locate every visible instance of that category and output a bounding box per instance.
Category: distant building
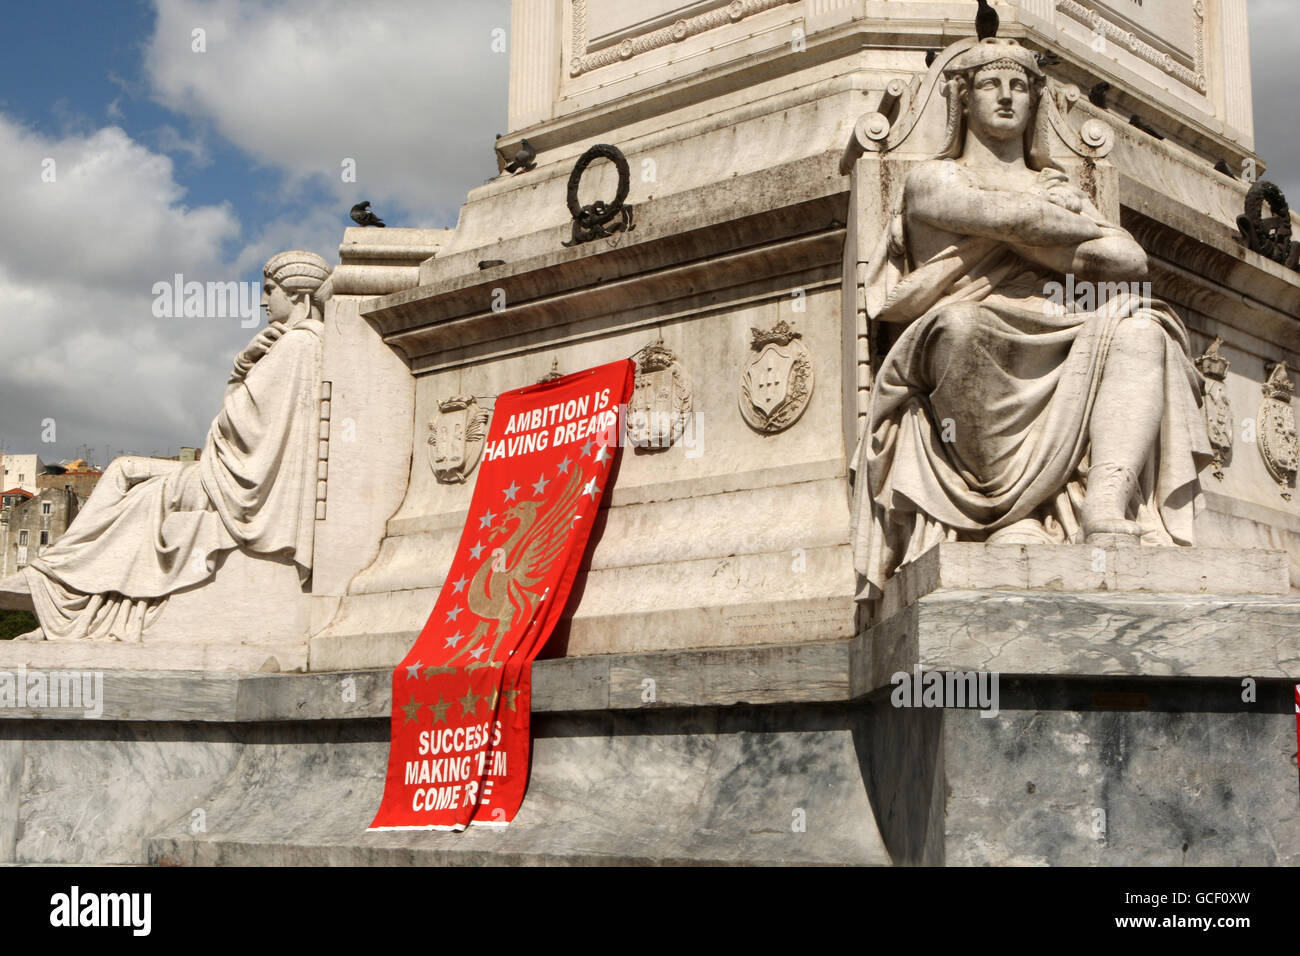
[0,487,82,577]
[0,454,47,495]
[0,488,33,511]
[37,460,103,499]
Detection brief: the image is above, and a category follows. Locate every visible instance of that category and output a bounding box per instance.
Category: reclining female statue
[3,250,332,641]
[850,39,1210,602]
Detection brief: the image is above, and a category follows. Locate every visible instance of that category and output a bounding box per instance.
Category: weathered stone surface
[315,476,859,670]
[877,542,1289,620]
[0,643,854,723]
[2,722,241,864]
[868,678,1300,866]
[144,708,891,867]
[0,641,307,676]
[858,590,1300,695]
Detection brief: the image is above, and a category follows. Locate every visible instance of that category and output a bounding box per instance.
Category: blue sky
[0,0,1294,467]
[0,0,511,466]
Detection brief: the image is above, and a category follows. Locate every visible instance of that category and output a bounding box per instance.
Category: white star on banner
[469,541,485,560]
[503,481,520,501]
[557,456,572,475]
[595,444,610,463]
[479,509,496,529]
[446,605,463,622]
[406,661,422,679]
[580,438,594,456]
[583,478,601,498]
[444,632,464,648]
[532,474,549,495]
[468,644,487,660]
[452,575,468,593]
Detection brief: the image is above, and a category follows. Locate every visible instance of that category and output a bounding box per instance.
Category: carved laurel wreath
[562,144,635,246]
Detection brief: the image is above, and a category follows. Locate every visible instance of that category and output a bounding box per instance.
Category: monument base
[0,589,1294,865]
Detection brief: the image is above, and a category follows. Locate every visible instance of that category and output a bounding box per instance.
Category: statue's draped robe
[849,214,1210,601]
[24,317,323,640]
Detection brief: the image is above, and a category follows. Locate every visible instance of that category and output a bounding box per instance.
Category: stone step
[142,706,892,867]
[878,543,1289,620]
[860,589,1300,693]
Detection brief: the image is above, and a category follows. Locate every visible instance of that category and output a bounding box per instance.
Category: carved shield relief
[428,396,491,484]
[1258,362,1298,499]
[739,321,814,434]
[627,342,692,451]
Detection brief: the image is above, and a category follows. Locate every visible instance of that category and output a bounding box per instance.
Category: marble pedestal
[1,545,1295,865]
[859,542,1300,865]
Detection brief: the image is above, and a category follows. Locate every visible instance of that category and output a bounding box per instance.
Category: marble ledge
[4,587,1300,723]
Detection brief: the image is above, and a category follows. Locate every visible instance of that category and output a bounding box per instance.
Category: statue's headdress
[944,37,1044,82]
[262,250,333,324]
[937,37,1056,170]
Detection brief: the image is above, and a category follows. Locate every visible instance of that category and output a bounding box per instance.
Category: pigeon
[477,259,506,270]
[350,201,385,227]
[1088,81,1110,109]
[1035,51,1061,69]
[505,138,537,174]
[1213,159,1236,179]
[1128,114,1164,140]
[925,50,938,67]
[976,0,999,41]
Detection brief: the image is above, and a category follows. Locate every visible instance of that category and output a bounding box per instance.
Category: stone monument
[0,1,1297,867]
[850,38,1209,604]
[0,251,332,668]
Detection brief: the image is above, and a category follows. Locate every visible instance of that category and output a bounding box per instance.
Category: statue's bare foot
[12,628,46,642]
[1082,463,1142,543]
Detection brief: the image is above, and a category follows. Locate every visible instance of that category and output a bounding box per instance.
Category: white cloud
[0,115,251,460]
[144,0,511,226]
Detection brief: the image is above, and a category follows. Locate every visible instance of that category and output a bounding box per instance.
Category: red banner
[369,358,634,831]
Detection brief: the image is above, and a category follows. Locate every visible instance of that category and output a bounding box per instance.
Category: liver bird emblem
[450,466,586,670]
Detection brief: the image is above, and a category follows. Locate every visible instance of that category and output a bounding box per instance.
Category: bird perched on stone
[477,259,506,270]
[1088,81,1110,109]
[925,50,938,67]
[976,0,999,40]
[505,138,537,174]
[1214,159,1236,179]
[1034,51,1060,69]
[1129,114,1164,140]
[350,201,385,227]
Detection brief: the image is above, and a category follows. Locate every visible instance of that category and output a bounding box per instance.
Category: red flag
[369,359,634,830]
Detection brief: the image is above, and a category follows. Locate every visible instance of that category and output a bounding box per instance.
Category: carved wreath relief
[562,144,635,247]
[627,340,692,452]
[1258,362,1298,499]
[428,396,492,484]
[739,320,814,434]
[1194,337,1232,480]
